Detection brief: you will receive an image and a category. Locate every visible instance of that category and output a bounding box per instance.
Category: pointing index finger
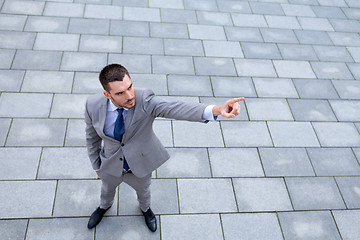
[228,97,245,104]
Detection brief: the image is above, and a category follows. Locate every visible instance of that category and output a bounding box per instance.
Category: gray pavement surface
[0,0,360,239]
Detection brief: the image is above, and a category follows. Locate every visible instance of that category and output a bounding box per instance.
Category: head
[100,64,135,109]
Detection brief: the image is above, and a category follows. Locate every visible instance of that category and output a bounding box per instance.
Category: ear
[103,91,111,100]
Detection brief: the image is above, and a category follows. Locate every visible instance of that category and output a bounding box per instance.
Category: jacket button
[121,143,124,147]
[120,158,123,161]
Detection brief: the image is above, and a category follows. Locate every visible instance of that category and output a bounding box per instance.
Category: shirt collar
[107,99,128,112]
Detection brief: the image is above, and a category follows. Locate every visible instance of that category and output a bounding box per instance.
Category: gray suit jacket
[85,88,207,178]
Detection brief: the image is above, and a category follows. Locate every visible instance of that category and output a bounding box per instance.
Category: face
[103,75,136,109]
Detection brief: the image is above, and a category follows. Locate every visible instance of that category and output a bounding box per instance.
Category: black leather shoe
[142,208,157,232]
[87,207,109,229]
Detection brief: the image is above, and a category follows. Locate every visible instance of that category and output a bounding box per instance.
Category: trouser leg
[99,172,123,209]
[123,172,152,212]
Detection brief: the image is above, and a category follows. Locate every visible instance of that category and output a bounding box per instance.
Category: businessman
[85,64,244,231]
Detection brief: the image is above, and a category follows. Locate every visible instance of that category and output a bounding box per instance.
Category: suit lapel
[98,97,118,142]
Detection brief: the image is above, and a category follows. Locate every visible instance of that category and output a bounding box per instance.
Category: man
[85,64,244,231]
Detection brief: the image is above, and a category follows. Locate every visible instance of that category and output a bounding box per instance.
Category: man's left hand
[213,97,245,118]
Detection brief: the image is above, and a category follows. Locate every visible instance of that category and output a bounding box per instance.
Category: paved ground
[1,0,360,239]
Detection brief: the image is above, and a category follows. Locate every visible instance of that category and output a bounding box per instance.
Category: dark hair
[99,64,130,91]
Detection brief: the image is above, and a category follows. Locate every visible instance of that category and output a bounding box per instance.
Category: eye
[128,84,133,90]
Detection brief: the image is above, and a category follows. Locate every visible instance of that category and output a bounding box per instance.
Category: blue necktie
[114,108,129,171]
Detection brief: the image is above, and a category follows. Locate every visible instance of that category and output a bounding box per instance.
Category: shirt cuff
[202,105,218,121]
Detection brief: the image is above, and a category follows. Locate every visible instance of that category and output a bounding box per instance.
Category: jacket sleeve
[142,89,208,122]
[84,100,102,170]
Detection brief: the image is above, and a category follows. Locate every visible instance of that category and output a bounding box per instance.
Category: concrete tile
[34,33,79,51]
[25,16,69,33]
[217,1,251,13]
[153,56,194,75]
[332,80,360,99]
[84,4,122,19]
[7,119,67,146]
[288,99,337,121]
[233,178,292,212]
[73,72,103,94]
[178,178,237,213]
[173,121,223,147]
[195,57,237,76]
[268,122,320,147]
[150,0,183,9]
[183,0,218,11]
[157,148,211,178]
[311,62,354,79]
[112,0,147,7]
[211,77,256,97]
[298,17,334,31]
[209,148,263,177]
[0,31,35,49]
[278,211,342,240]
[250,2,284,15]
[330,19,360,33]
[164,39,204,56]
[124,7,160,22]
[188,24,226,40]
[0,70,24,91]
[222,121,273,147]
[2,0,44,15]
[253,78,299,98]
[110,20,149,37]
[68,18,109,35]
[314,46,353,62]
[308,148,360,176]
[54,180,117,217]
[50,94,88,118]
[168,75,212,96]
[294,79,339,99]
[286,177,345,210]
[342,8,360,20]
[336,177,360,208]
[0,180,56,218]
[160,8,197,24]
[0,49,15,69]
[241,42,281,59]
[347,63,360,79]
[96,216,160,240]
[330,100,360,121]
[0,14,26,31]
[281,3,316,16]
[27,218,94,240]
[197,11,232,25]
[22,70,73,93]
[158,95,199,104]
[116,182,140,215]
[61,52,107,72]
[246,98,293,121]
[313,122,360,147]
[235,59,277,77]
[232,13,267,27]
[289,0,319,4]
[345,0,360,7]
[200,97,248,121]
[65,119,86,146]
[318,0,347,7]
[274,60,316,78]
[38,148,95,179]
[222,213,283,240]
[347,47,360,62]
[260,148,314,176]
[131,74,167,95]
[204,40,243,58]
[150,22,188,39]
[161,214,222,240]
[278,44,318,61]
[295,30,333,45]
[153,120,172,147]
[123,37,163,55]
[333,210,360,240]
[0,147,41,180]
[109,54,151,74]
[44,2,84,17]
[12,50,62,71]
[225,26,263,42]
[266,15,301,29]
[0,93,52,118]
[0,118,11,146]
[261,28,299,43]
[312,5,346,18]
[0,220,27,240]
[79,35,122,53]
